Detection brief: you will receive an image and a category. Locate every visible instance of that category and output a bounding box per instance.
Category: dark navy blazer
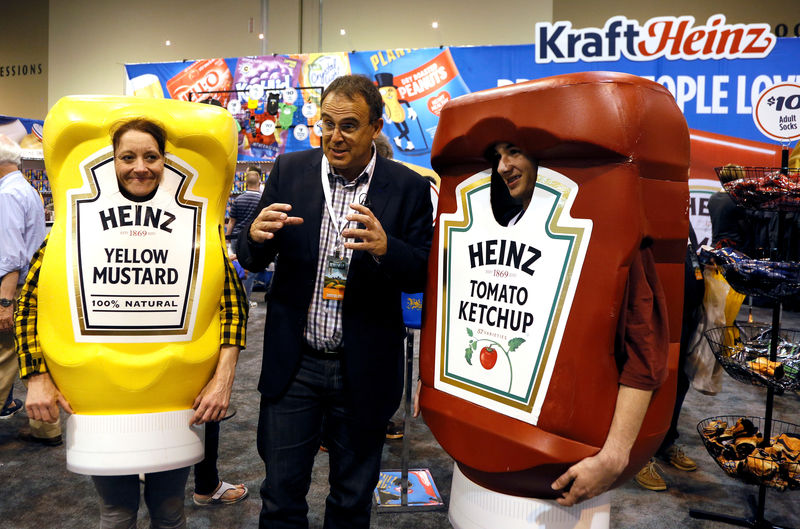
[237,148,433,425]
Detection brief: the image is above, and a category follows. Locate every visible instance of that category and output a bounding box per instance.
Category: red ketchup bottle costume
[419,72,690,527]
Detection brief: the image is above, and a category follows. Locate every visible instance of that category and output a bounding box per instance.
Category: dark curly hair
[321,75,384,123]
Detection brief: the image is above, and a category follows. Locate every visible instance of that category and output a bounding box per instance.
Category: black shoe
[386,420,404,440]
[0,398,23,420]
[18,429,63,447]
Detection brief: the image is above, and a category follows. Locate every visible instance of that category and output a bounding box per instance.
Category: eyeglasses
[320,119,371,136]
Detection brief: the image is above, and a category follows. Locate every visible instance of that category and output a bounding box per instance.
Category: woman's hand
[191,345,239,425]
[25,372,73,423]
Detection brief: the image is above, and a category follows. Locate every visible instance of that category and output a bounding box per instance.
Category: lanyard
[320,152,375,253]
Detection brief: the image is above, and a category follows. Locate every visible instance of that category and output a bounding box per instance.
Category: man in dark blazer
[237,75,433,529]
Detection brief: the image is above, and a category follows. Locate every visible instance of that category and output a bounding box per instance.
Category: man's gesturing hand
[248,203,304,243]
[342,203,387,257]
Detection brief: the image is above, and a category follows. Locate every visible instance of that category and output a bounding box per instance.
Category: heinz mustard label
[67,149,204,340]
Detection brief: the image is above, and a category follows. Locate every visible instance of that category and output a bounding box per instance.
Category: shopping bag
[684,265,746,395]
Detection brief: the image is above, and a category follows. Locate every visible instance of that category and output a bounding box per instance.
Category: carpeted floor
[1,299,798,528]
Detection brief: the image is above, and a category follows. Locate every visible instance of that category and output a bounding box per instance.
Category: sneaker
[635,459,667,491]
[0,398,23,420]
[249,301,258,308]
[386,420,404,440]
[660,444,697,472]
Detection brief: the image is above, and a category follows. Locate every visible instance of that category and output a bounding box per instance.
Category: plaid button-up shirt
[304,149,376,351]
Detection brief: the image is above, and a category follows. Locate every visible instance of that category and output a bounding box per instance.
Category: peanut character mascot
[376,72,418,152]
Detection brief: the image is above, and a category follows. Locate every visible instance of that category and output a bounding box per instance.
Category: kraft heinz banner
[535,14,775,62]
[124,14,798,243]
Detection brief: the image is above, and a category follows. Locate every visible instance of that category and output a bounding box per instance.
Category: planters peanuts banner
[124,14,798,244]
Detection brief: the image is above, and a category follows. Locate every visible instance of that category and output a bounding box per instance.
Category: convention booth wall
[124,14,796,247]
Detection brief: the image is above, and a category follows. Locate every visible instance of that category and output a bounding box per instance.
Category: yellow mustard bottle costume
[39,96,236,474]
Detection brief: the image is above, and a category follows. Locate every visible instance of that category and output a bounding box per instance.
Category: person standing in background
[0,134,59,444]
[228,165,265,305]
[635,224,704,491]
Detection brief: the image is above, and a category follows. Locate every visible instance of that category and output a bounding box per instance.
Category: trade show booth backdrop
[117,15,799,245]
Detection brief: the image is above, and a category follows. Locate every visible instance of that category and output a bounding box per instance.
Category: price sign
[247,84,265,101]
[260,119,276,135]
[753,83,800,141]
[282,87,298,104]
[226,99,242,115]
[302,102,317,118]
[294,124,309,141]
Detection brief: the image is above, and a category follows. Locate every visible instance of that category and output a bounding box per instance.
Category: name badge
[323,253,349,300]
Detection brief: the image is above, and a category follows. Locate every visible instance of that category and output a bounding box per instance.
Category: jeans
[658,307,700,453]
[243,271,256,300]
[91,467,190,529]
[257,354,385,529]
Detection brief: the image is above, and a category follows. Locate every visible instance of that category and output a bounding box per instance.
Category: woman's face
[114,129,165,197]
[495,142,538,210]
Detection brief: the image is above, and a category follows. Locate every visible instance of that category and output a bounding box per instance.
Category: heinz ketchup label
[434,169,592,425]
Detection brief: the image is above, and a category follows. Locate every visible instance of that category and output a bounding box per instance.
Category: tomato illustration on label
[479,346,497,370]
[464,328,526,392]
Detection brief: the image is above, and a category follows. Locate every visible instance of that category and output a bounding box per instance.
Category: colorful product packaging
[296,53,351,149]
[166,58,233,106]
[351,48,470,159]
[233,56,302,160]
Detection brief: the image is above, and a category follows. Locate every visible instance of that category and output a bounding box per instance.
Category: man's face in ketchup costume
[494,142,538,210]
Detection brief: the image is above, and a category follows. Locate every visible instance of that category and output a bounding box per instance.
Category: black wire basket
[703,324,800,392]
[697,415,800,491]
[716,166,800,211]
[713,257,800,300]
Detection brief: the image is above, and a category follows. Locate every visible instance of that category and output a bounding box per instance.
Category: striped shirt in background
[228,190,263,240]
